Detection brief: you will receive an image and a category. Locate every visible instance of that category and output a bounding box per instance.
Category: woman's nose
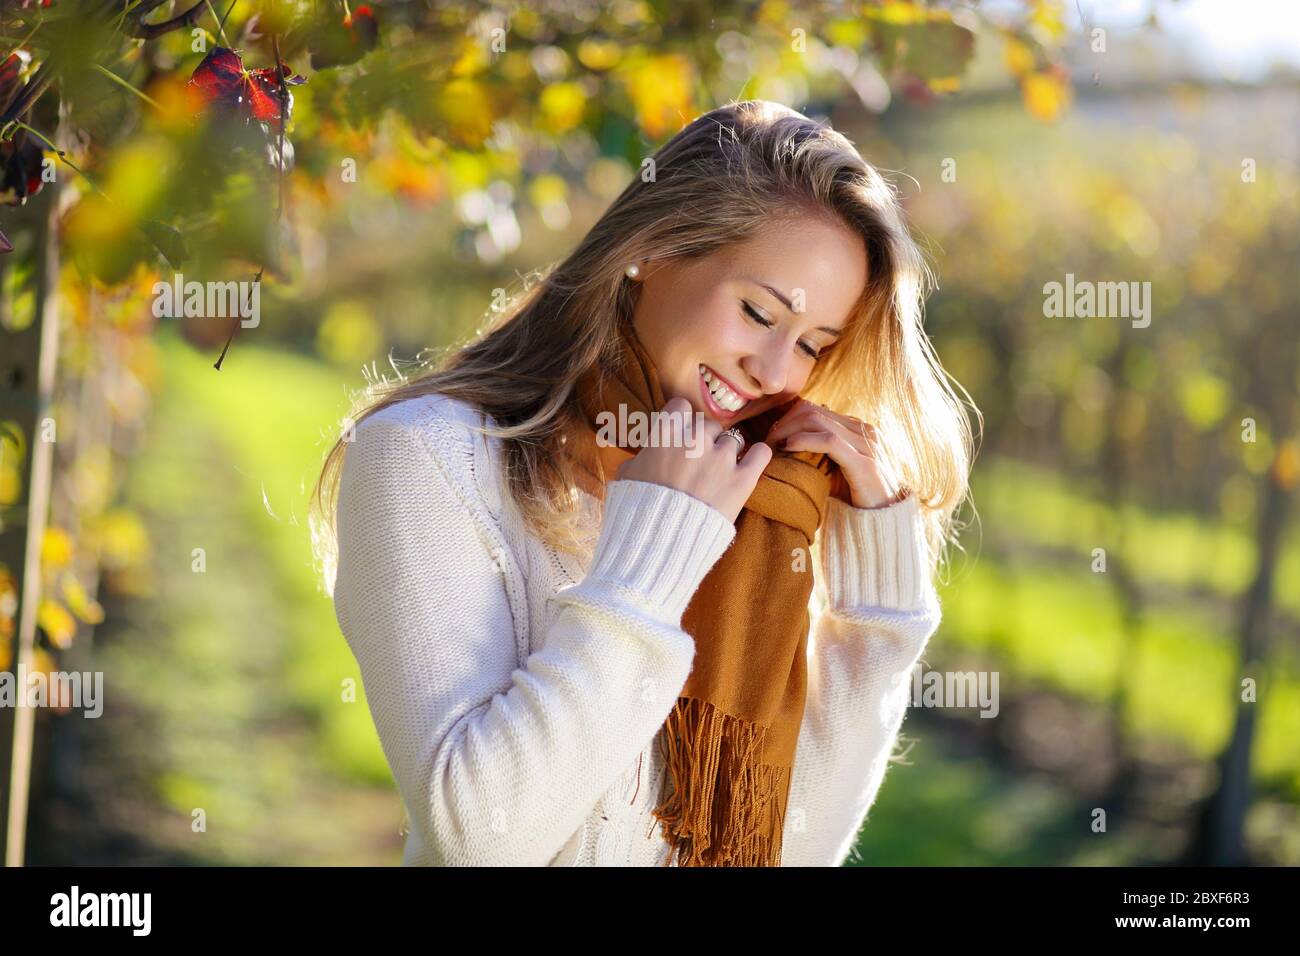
[741,342,798,397]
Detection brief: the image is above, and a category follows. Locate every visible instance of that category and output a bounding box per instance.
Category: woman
[311,99,978,867]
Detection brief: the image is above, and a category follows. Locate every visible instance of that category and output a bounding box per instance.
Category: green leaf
[139,220,189,269]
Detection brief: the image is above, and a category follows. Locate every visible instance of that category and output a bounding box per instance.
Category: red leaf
[0,52,23,98]
[0,130,46,206]
[349,6,379,43]
[186,47,306,132]
[310,5,380,69]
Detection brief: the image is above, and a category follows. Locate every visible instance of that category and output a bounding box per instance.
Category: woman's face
[630,215,868,429]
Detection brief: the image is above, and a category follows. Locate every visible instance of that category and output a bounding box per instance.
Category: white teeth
[699,365,747,412]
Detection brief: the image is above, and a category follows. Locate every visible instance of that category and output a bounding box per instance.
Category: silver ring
[719,427,745,454]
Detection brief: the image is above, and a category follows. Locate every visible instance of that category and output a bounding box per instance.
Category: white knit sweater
[330,391,942,866]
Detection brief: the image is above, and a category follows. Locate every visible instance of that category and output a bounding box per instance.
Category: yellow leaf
[89,508,151,571]
[450,36,491,78]
[42,527,74,570]
[1022,68,1072,121]
[0,564,15,647]
[1003,37,1035,77]
[32,646,74,710]
[621,54,696,140]
[539,82,587,134]
[38,598,77,650]
[1030,0,1069,43]
[64,192,131,248]
[513,7,540,37]
[33,646,57,674]
[867,1,932,25]
[0,463,21,506]
[528,173,568,208]
[1274,439,1300,490]
[1178,373,1229,430]
[825,18,870,48]
[62,573,105,626]
[143,73,203,136]
[577,37,621,71]
[437,79,494,147]
[0,563,15,603]
[102,138,174,220]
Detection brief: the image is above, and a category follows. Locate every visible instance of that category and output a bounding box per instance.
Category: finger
[777,426,838,451]
[656,397,685,449]
[847,418,878,449]
[771,400,845,435]
[779,415,873,456]
[782,429,833,447]
[662,396,692,425]
[715,429,746,458]
[667,404,695,448]
[832,417,876,456]
[765,406,821,446]
[764,398,812,438]
[800,402,867,437]
[774,401,876,449]
[806,405,854,429]
[696,408,723,438]
[782,429,848,462]
[738,440,773,474]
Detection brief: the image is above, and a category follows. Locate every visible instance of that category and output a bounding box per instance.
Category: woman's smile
[698,363,757,422]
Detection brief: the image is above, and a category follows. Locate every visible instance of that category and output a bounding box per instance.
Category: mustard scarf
[570,322,838,866]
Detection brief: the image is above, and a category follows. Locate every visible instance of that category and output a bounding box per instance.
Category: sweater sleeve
[331,412,736,867]
[779,491,941,867]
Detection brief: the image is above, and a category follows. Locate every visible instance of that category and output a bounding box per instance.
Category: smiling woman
[310,99,980,867]
[629,215,865,430]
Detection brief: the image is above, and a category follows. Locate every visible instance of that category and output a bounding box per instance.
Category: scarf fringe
[650,696,789,867]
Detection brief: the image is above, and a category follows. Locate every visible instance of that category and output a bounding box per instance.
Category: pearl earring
[624,262,641,280]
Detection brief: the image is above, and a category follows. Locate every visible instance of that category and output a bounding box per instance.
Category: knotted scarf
[568,321,839,866]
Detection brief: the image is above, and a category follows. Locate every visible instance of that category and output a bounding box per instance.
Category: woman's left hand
[764,399,907,510]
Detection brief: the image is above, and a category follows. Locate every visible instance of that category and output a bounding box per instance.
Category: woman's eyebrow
[746,277,843,336]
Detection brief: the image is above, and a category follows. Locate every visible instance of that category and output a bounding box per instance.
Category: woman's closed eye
[741,300,823,360]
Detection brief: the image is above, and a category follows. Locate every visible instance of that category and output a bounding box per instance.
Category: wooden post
[0,137,63,867]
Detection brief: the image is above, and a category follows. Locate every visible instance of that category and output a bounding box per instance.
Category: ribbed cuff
[820,491,930,611]
[584,479,737,625]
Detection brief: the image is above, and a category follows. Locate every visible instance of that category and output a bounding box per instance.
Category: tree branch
[0,60,54,127]
[128,1,208,40]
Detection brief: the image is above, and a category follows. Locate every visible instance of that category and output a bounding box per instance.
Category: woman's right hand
[614,397,773,524]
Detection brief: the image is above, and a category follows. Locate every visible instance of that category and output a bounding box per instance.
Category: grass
[940,484,1300,796]
[152,325,390,785]
[80,326,403,864]
[967,450,1300,616]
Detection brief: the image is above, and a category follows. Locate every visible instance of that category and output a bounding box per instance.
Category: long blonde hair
[310,99,981,594]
